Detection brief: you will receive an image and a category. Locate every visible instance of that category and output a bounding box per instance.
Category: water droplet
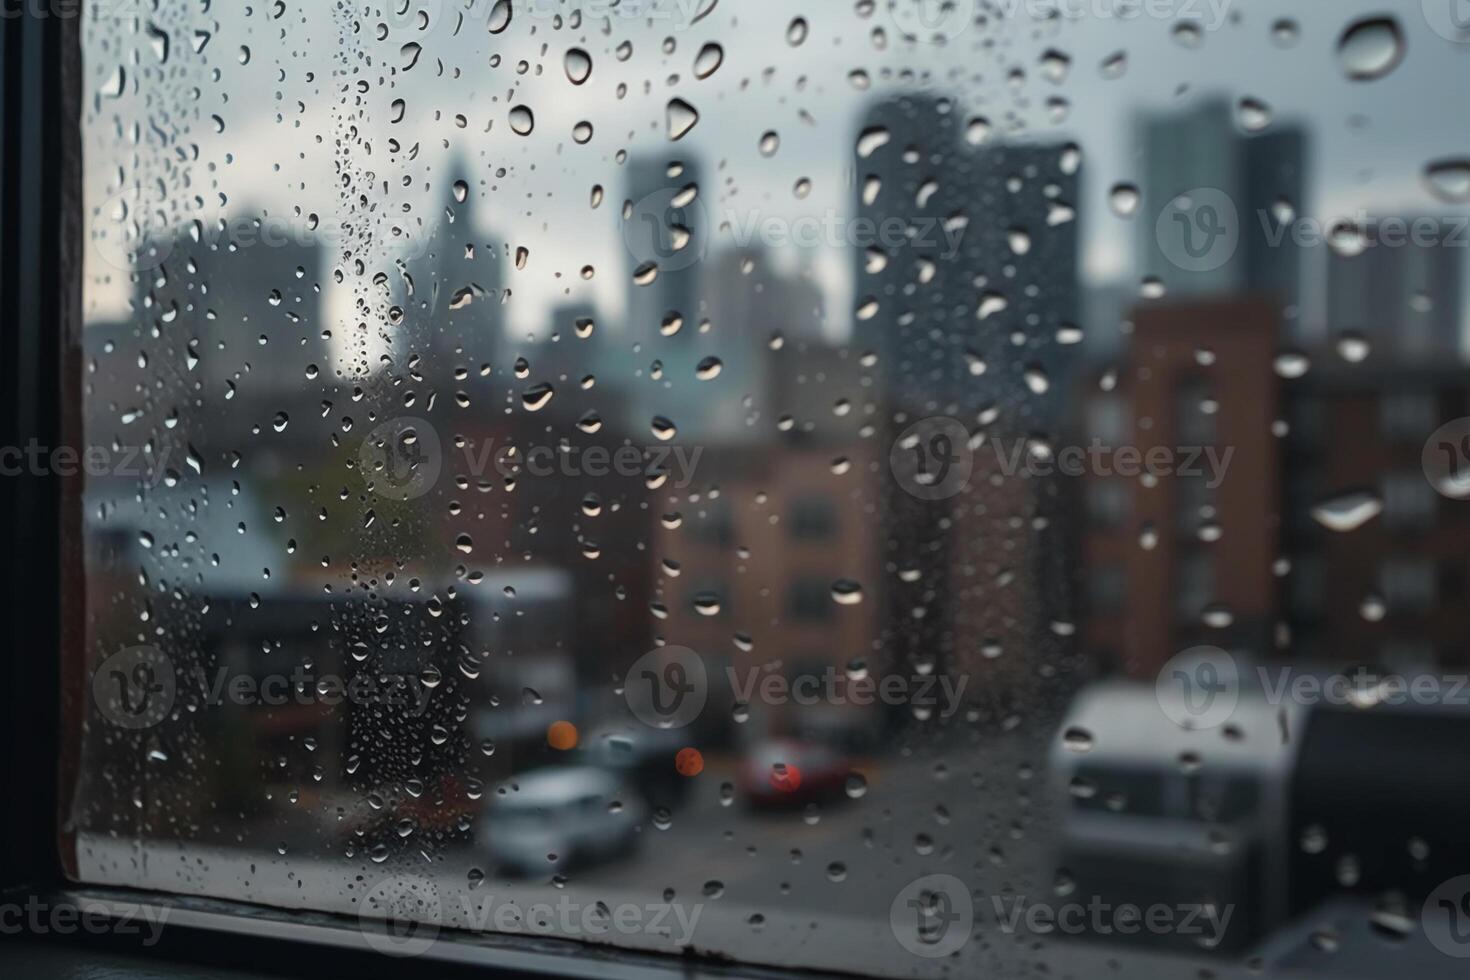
[522,383,555,411]
[666,98,699,140]
[1237,97,1272,133]
[1172,22,1202,48]
[564,48,592,85]
[1337,16,1404,81]
[1109,184,1140,217]
[1062,727,1094,752]
[1039,49,1070,82]
[1273,351,1311,379]
[1311,491,1383,532]
[486,0,512,33]
[831,579,863,605]
[508,105,535,136]
[1424,159,1470,203]
[856,126,890,158]
[693,42,724,79]
[1336,332,1371,362]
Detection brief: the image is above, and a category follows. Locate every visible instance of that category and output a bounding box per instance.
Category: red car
[739,739,850,809]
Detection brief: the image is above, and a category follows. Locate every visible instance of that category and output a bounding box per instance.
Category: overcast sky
[84,0,1470,352]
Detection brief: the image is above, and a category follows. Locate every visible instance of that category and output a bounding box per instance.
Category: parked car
[739,738,850,810]
[481,766,645,876]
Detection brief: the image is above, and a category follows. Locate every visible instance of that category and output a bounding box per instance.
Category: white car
[482,766,646,876]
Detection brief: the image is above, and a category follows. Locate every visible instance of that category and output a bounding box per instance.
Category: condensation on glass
[75,1,1470,976]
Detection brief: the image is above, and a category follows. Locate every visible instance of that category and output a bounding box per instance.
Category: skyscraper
[1140,98,1308,331]
[1327,217,1465,362]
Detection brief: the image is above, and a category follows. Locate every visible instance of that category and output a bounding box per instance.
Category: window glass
[77,2,1470,976]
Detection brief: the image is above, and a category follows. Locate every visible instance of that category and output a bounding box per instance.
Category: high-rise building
[621,154,712,437]
[1139,99,1308,330]
[1326,218,1465,362]
[399,153,508,379]
[851,93,1083,705]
